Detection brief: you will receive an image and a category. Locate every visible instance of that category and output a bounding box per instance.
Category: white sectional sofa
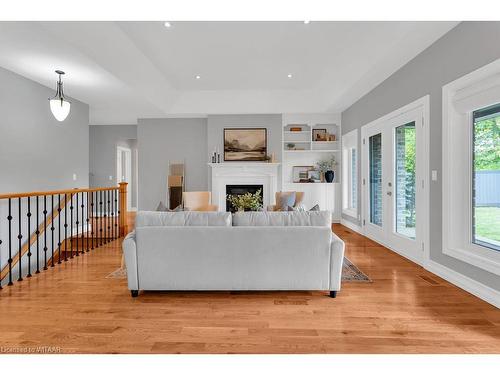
[122,211,345,298]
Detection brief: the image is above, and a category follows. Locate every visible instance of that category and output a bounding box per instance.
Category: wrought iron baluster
[27,197,32,277]
[64,194,68,262]
[75,193,79,256]
[7,198,13,285]
[104,190,108,244]
[50,195,55,266]
[57,194,62,264]
[43,195,48,270]
[80,192,84,255]
[17,197,23,281]
[99,191,103,247]
[86,191,90,252]
[70,194,74,259]
[36,196,40,274]
[90,191,95,250]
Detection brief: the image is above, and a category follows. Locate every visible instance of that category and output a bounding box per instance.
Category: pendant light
[49,70,71,122]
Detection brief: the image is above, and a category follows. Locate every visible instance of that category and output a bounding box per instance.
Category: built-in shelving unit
[281,114,342,221]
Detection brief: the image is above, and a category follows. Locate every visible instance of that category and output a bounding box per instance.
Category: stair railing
[0,182,128,289]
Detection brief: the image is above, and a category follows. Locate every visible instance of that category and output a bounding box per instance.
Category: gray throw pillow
[156,201,167,211]
[278,192,296,211]
[309,204,320,211]
[287,205,298,211]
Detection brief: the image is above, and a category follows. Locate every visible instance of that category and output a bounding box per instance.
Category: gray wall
[0,66,89,193]
[341,22,500,290]
[89,125,138,207]
[137,118,208,210]
[207,114,283,190]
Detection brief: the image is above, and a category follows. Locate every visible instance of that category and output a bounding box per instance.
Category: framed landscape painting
[224,128,267,161]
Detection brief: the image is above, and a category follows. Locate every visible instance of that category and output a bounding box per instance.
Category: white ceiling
[0,21,458,124]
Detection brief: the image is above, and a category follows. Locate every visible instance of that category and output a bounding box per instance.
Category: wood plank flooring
[0,219,499,353]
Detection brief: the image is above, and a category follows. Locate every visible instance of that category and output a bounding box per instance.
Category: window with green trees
[473,104,500,251]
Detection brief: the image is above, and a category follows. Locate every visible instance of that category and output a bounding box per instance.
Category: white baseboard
[425,259,500,309]
[340,218,363,234]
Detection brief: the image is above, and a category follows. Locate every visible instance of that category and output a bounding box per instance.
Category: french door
[362,101,428,265]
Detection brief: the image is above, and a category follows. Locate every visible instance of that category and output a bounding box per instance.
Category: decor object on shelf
[292,166,315,183]
[289,126,303,132]
[48,70,71,122]
[182,191,218,211]
[312,128,327,141]
[307,170,321,182]
[224,128,267,161]
[316,156,337,183]
[211,147,222,163]
[226,188,263,212]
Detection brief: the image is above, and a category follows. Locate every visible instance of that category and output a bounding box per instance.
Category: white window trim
[442,58,500,276]
[342,129,358,219]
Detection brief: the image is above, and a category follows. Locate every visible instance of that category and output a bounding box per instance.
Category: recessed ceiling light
[304,20,310,24]
[164,21,172,28]
[287,74,293,78]
[195,75,201,79]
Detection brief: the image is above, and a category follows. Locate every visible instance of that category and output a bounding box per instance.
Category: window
[442,58,500,275]
[472,104,500,251]
[369,133,382,226]
[342,129,358,218]
[395,122,416,239]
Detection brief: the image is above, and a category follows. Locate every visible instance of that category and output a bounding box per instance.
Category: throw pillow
[171,205,183,212]
[309,204,320,211]
[278,192,296,211]
[156,201,167,211]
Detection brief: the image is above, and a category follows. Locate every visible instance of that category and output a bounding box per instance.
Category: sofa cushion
[232,211,331,227]
[136,211,232,227]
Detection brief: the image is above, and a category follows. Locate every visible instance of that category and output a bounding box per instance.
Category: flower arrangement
[316,155,337,173]
[226,189,263,211]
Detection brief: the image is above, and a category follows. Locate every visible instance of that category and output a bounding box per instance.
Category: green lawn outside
[475,206,500,243]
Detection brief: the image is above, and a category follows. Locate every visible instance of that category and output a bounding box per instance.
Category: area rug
[106,257,371,282]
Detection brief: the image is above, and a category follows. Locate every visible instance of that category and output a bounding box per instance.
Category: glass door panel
[395,122,416,239]
[369,133,383,226]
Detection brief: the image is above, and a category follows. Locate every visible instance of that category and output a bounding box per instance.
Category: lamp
[49,70,71,122]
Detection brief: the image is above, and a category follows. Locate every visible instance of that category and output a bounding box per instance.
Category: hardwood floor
[0,219,499,354]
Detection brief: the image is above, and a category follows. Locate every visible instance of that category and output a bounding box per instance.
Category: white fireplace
[208,163,280,211]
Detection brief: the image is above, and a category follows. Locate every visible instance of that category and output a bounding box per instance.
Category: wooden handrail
[0,186,119,200]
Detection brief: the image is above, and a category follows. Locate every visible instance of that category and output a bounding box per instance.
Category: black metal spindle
[43,195,48,270]
[81,192,85,254]
[64,194,68,262]
[27,197,32,277]
[90,191,94,250]
[7,198,13,285]
[104,190,107,243]
[70,194,74,258]
[75,193,80,256]
[0,217,2,289]
[111,190,115,239]
[57,194,62,264]
[35,196,40,274]
[50,195,55,266]
[117,189,120,239]
[17,197,23,281]
[99,191,103,247]
[86,191,90,252]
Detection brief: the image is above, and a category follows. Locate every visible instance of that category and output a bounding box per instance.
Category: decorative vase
[325,170,334,183]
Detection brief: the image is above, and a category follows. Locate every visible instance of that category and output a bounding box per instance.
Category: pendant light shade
[49,70,71,122]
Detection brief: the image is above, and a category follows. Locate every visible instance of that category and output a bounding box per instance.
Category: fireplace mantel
[208,162,280,211]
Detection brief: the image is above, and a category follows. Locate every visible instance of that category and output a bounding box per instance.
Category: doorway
[361,97,429,265]
[117,146,132,211]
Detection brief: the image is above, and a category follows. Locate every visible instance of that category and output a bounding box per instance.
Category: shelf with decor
[282,114,342,221]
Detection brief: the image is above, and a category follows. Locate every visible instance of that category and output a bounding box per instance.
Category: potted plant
[316,156,337,183]
[226,189,263,212]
